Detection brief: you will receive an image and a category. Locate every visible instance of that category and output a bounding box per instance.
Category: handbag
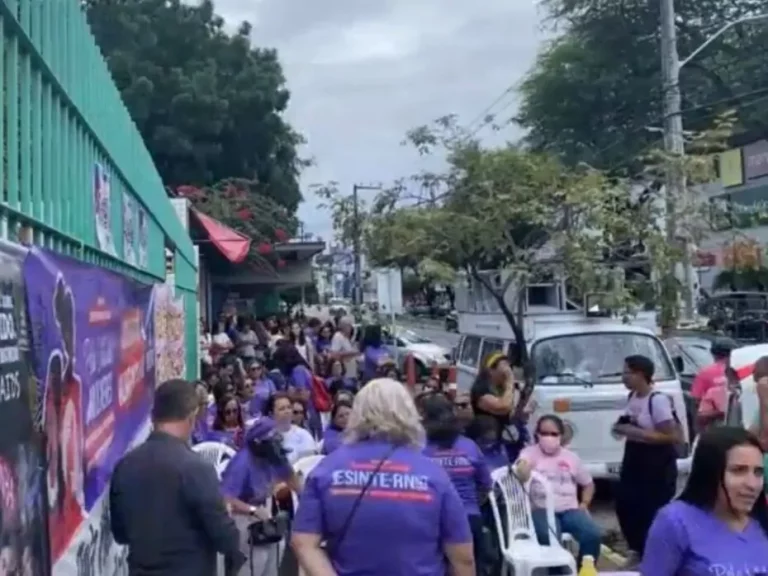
[247,506,291,546]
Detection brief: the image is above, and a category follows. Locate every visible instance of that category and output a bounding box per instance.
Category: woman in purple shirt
[361,325,391,382]
[641,426,768,575]
[246,360,276,417]
[291,378,475,576]
[321,400,353,455]
[208,394,245,450]
[421,393,492,573]
[325,359,358,398]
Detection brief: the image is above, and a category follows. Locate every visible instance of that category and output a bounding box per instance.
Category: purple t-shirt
[641,500,768,575]
[290,365,315,413]
[248,378,276,417]
[220,448,292,505]
[363,346,390,380]
[424,436,492,516]
[206,428,240,450]
[293,440,472,576]
[478,441,509,471]
[321,426,344,455]
[192,417,209,445]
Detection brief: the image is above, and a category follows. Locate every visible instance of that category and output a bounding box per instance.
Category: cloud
[214,0,548,242]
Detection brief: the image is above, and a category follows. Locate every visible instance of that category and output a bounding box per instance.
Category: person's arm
[476,386,514,416]
[181,458,245,565]
[471,442,493,502]
[639,506,688,576]
[108,462,128,545]
[620,395,683,445]
[219,451,266,516]
[440,482,475,576]
[750,376,768,449]
[291,473,336,576]
[512,448,535,482]
[571,453,595,509]
[689,370,710,402]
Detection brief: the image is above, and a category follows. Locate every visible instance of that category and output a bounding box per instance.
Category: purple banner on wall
[24,248,156,565]
[743,139,768,181]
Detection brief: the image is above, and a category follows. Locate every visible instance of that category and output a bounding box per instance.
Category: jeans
[531,508,602,566]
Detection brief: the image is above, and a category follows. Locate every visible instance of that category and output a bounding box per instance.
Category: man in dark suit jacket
[110,379,245,575]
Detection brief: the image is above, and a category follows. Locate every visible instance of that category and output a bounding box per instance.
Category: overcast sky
[215,0,549,242]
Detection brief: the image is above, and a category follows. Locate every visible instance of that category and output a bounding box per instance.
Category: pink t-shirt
[690,360,727,400]
[518,445,592,512]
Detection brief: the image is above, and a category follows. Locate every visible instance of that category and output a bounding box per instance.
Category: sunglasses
[454,402,470,409]
[293,410,305,416]
[224,408,239,415]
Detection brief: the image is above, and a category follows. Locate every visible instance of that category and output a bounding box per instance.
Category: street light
[660,3,768,321]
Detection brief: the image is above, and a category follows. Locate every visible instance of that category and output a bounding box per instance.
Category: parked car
[352,324,452,378]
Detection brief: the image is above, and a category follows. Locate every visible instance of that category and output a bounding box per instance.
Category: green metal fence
[1,0,198,377]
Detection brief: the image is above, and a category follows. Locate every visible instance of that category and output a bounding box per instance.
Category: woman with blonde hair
[291,378,475,576]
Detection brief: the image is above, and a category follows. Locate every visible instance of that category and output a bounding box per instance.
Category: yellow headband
[485,351,506,369]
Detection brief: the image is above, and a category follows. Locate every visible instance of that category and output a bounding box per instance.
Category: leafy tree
[517,0,768,169]
[86,0,305,212]
[368,114,730,363]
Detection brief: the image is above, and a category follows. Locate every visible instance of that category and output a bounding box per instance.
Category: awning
[191,209,251,264]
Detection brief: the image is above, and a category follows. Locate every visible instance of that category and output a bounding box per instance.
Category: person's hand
[514,459,532,481]
[523,398,538,416]
[612,423,637,438]
[578,502,591,514]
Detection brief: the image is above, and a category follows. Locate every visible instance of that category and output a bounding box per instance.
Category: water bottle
[578,555,598,576]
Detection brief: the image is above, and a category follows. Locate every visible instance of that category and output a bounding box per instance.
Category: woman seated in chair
[514,414,602,569]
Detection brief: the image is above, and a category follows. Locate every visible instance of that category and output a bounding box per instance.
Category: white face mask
[538,435,561,455]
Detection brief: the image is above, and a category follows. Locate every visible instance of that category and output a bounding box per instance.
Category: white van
[455,323,693,479]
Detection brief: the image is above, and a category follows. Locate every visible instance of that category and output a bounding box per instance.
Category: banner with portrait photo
[0,241,50,576]
[24,248,156,574]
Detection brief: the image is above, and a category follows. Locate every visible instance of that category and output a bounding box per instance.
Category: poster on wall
[152,285,186,385]
[24,248,157,575]
[122,194,136,267]
[93,163,115,256]
[0,242,50,576]
[137,208,148,270]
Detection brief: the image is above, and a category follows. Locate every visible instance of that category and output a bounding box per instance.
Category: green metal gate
[0,0,198,377]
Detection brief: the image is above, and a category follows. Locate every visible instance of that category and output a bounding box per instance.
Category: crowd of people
[108,312,768,576]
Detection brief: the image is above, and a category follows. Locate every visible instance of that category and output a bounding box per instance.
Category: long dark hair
[361,324,382,350]
[273,343,308,375]
[289,321,306,347]
[678,426,768,536]
[212,394,244,431]
[421,393,461,449]
[330,400,353,431]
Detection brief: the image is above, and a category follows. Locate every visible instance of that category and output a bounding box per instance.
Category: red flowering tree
[175,177,296,258]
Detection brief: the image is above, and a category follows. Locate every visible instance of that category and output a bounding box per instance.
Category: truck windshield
[532,332,675,384]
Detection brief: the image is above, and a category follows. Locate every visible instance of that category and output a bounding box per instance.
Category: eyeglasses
[538,431,561,437]
[293,410,305,416]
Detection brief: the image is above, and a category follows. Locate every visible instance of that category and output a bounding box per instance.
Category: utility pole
[352,184,362,319]
[660,0,694,323]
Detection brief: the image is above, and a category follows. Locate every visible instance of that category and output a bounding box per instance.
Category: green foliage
[518,0,768,169]
[86,0,305,212]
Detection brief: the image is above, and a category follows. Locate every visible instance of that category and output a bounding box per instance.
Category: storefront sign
[24,248,157,573]
[122,193,136,267]
[93,163,115,255]
[0,242,50,576]
[743,140,768,181]
[137,208,148,270]
[719,148,743,187]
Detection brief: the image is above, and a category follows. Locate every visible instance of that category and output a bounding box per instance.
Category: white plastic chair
[192,441,236,479]
[488,466,577,576]
[291,454,325,508]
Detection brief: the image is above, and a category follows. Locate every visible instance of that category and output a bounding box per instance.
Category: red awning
[191,209,251,263]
